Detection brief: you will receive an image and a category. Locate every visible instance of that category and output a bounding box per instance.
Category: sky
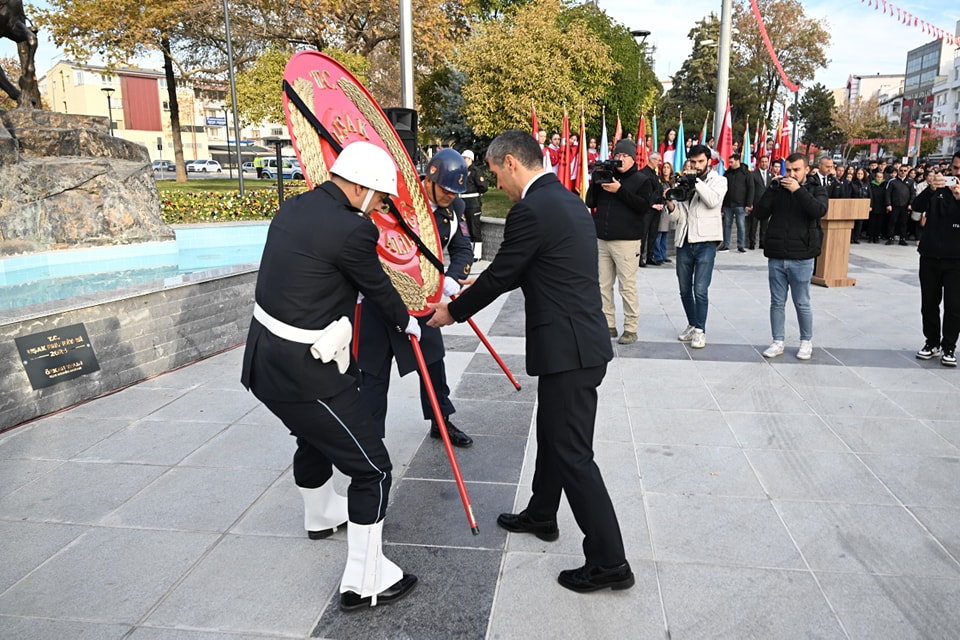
[11,0,954,93]
[598,0,950,91]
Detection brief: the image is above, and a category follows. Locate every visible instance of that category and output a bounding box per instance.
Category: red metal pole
[451,293,521,391]
[409,335,479,535]
[464,317,521,391]
[352,302,361,360]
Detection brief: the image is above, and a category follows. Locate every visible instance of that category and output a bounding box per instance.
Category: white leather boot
[339,520,404,606]
[473,241,483,261]
[299,483,348,540]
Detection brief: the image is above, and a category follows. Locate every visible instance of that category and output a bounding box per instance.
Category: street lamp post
[222,0,245,194]
[101,87,115,136]
[714,0,733,141]
[223,107,233,179]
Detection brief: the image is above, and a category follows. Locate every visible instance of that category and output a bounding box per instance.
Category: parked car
[261,157,304,180]
[241,162,255,173]
[152,160,176,172]
[186,159,223,173]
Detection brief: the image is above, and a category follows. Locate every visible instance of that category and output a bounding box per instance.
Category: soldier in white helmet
[241,141,419,611]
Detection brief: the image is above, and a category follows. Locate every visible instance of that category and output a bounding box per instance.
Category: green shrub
[160,186,308,224]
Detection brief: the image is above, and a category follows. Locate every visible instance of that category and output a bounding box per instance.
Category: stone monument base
[0,108,174,255]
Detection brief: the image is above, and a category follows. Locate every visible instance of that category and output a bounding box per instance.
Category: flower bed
[160,186,309,224]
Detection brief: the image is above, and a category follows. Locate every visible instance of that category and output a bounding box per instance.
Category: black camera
[665,173,699,201]
[589,158,622,185]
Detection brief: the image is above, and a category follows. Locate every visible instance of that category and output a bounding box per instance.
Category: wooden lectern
[811,199,870,287]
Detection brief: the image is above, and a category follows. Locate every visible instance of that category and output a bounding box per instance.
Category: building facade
[38,61,287,168]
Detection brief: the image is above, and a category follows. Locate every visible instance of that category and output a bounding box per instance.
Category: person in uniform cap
[358,148,476,448]
[461,149,488,260]
[241,141,418,611]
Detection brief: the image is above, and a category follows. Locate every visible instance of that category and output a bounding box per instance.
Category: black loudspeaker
[384,107,419,162]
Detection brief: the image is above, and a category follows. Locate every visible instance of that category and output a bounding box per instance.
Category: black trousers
[639,212,660,263]
[886,206,909,239]
[464,200,482,242]
[262,390,393,525]
[919,256,960,352]
[526,363,626,567]
[359,358,455,437]
[747,213,768,248]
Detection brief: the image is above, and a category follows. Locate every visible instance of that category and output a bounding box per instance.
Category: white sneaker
[678,325,697,341]
[796,340,813,360]
[763,341,784,358]
[690,329,706,349]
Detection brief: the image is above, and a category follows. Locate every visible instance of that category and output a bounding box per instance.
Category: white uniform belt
[461,193,480,199]
[254,303,326,344]
[254,303,353,373]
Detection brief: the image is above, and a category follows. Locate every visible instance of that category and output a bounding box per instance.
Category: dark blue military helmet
[425,148,468,194]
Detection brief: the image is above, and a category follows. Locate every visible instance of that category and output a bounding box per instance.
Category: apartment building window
[251,129,260,138]
[271,128,283,136]
[74,70,84,85]
[101,74,115,86]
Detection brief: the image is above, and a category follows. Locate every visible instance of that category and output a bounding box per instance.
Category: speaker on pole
[384,107,419,163]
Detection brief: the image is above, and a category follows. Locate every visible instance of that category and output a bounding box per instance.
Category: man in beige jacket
[666,144,727,349]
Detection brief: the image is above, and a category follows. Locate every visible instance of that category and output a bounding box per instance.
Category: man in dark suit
[358,149,475,448]
[428,129,634,593]
[747,155,773,249]
[241,141,418,611]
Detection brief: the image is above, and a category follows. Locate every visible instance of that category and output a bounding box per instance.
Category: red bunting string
[868,0,958,46]
[749,0,800,92]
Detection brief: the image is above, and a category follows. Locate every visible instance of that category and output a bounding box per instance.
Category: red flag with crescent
[281,50,443,316]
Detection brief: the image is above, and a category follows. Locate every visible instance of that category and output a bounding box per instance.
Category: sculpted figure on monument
[0,0,42,109]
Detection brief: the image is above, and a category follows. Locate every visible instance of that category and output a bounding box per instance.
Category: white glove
[356,292,364,304]
[404,316,422,341]
[442,276,460,298]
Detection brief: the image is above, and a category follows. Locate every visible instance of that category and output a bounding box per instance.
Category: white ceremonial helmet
[330,141,399,197]
[462,149,474,161]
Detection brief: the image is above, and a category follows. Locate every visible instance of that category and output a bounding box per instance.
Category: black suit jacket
[241,182,409,401]
[751,168,772,206]
[447,173,613,376]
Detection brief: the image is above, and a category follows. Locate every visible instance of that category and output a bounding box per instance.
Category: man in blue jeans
[720,154,753,253]
[752,152,828,360]
[665,145,727,349]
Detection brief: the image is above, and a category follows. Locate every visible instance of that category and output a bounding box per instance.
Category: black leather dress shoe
[557,562,635,593]
[430,418,473,448]
[496,511,559,541]
[340,574,418,611]
[308,522,346,540]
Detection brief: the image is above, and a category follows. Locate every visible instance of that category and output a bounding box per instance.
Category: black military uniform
[462,163,488,242]
[241,181,410,525]
[358,197,474,439]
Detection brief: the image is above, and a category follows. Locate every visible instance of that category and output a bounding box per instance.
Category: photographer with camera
[752,153,828,361]
[664,144,727,349]
[911,151,960,367]
[586,138,656,345]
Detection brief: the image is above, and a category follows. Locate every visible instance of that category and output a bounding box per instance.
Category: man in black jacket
[638,152,666,267]
[720,154,754,252]
[428,129,633,594]
[241,141,418,611]
[461,149,488,259]
[885,164,915,245]
[753,152,828,361]
[586,137,654,345]
[911,151,960,367]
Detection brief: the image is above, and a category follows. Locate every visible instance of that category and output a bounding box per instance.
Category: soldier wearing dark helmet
[358,148,476,448]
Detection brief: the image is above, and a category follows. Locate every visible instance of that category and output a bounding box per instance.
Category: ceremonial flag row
[528,101,791,190]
